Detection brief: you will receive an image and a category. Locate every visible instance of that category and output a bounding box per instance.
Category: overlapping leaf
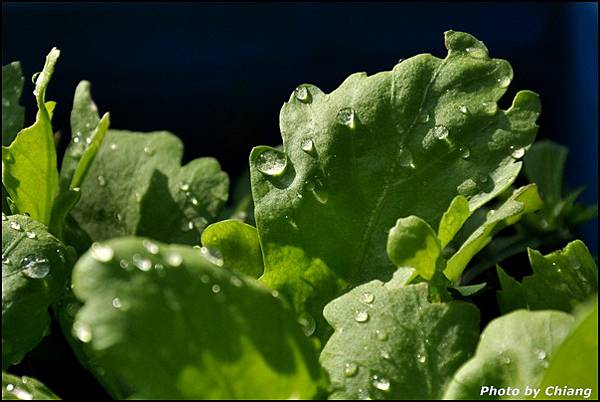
[2,372,59,400]
[320,276,479,399]
[70,237,326,399]
[2,62,25,146]
[250,31,540,333]
[2,215,73,368]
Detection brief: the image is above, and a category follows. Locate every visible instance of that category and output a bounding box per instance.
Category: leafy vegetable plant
[2,31,597,400]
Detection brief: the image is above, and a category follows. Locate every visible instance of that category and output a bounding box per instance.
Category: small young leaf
[2,215,73,368]
[320,275,480,399]
[444,184,543,282]
[70,237,326,399]
[438,195,471,248]
[2,372,59,400]
[524,140,568,202]
[67,130,229,248]
[2,62,25,146]
[2,49,61,225]
[201,220,263,278]
[538,297,598,400]
[443,310,574,399]
[59,81,110,192]
[387,216,441,281]
[497,240,598,313]
[252,31,541,335]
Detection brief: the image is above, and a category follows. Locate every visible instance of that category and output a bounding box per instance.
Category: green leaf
[2,49,61,225]
[2,372,59,400]
[443,309,574,400]
[2,214,73,368]
[201,220,263,278]
[438,195,472,248]
[2,62,25,146]
[70,237,326,399]
[445,184,543,282]
[251,31,540,331]
[539,297,598,400]
[524,140,568,202]
[67,129,229,247]
[320,275,480,399]
[497,240,598,313]
[387,216,441,281]
[450,282,487,297]
[59,81,110,192]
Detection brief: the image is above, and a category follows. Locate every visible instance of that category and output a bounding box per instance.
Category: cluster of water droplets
[4,378,34,400]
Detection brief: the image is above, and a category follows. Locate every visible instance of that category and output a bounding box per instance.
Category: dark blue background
[3,2,597,249]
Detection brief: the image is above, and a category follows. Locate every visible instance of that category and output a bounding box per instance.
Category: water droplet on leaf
[91,243,114,262]
[355,310,369,323]
[256,149,287,176]
[344,362,358,377]
[337,107,356,128]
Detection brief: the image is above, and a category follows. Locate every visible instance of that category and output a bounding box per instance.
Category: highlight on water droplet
[20,255,50,279]
[97,175,107,187]
[398,147,415,168]
[419,112,430,123]
[179,182,190,192]
[465,46,487,59]
[10,221,22,231]
[166,252,183,267]
[459,105,468,114]
[497,76,511,88]
[375,329,388,341]
[25,231,36,239]
[143,146,154,156]
[337,107,356,128]
[457,178,479,197]
[112,297,122,309]
[416,352,427,363]
[91,243,114,262]
[301,138,316,155]
[255,149,288,176]
[431,125,449,140]
[482,101,497,115]
[143,239,160,254]
[510,146,525,159]
[200,246,224,267]
[458,146,471,159]
[132,254,152,271]
[362,291,375,304]
[355,310,369,323]
[343,362,358,377]
[371,375,391,392]
[109,143,118,150]
[73,321,92,343]
[294,85,311,103]
[211,284,221,294]
[297,312,316,337]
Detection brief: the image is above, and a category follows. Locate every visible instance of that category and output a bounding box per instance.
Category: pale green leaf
[2,372,59,400]
[69,237,326,399]
[438,195,471,248]
[320,276,479,399]
[443,310,574,400]
[2,49,60,225]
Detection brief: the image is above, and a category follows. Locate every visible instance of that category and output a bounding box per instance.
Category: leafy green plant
[2,31,597,400]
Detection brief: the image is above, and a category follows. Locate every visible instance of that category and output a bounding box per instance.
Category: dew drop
[459,146,471,159]
[465,47,487,59]
[297,312,316,336]
[97,175,107,187]
[417,353,427,363]
[143,146,154,156]
[189,196,199,206]
[109,143,118,150]
[230,276,244,288]
[376,329,388,341]
[91,243,114,262]
[132,254,152,271]
[459,105,469,114]
[294,86,310,103]
[179,182,190,192]
[344,362,358,377]
[510,146,525,159]
[2,213,7,221]
[398,147,415,168]
[31,71,41,83]
[112,297,122,309]
[337,107,356,128]
[12,387,33,400]
[211,284,221,294]
[256,149,287,176]
[301,138,316,154]
[534,348,547,360]
[21,255,50,279]
[73,321,92,343]
[457,178,478,196]
[497,76,511,88]
[482,101,498,115]
[10,221,21,231]
[143,239,160,254]
[200,247,224,267]
[355,310,369,323]
[166,252,183,267]
[25,231,36,239]
[380,349,391,360]
[2,256,11,266]
[119,259,130,270]
[501,354,511,365]
[362,291,375,304]
[431,125,449,140]
[419,112,430,123]
[371,375,391,392]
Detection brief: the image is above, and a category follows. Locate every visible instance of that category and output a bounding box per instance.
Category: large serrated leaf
[443,309,574,400]
[69,237,326,399]
[67,129,229,248]
[250,31,540,334]
[2,62,25,146]
[497,240,598,313]
[1,215,73,368]
[2,49,61,225]
[319,276,479,399]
